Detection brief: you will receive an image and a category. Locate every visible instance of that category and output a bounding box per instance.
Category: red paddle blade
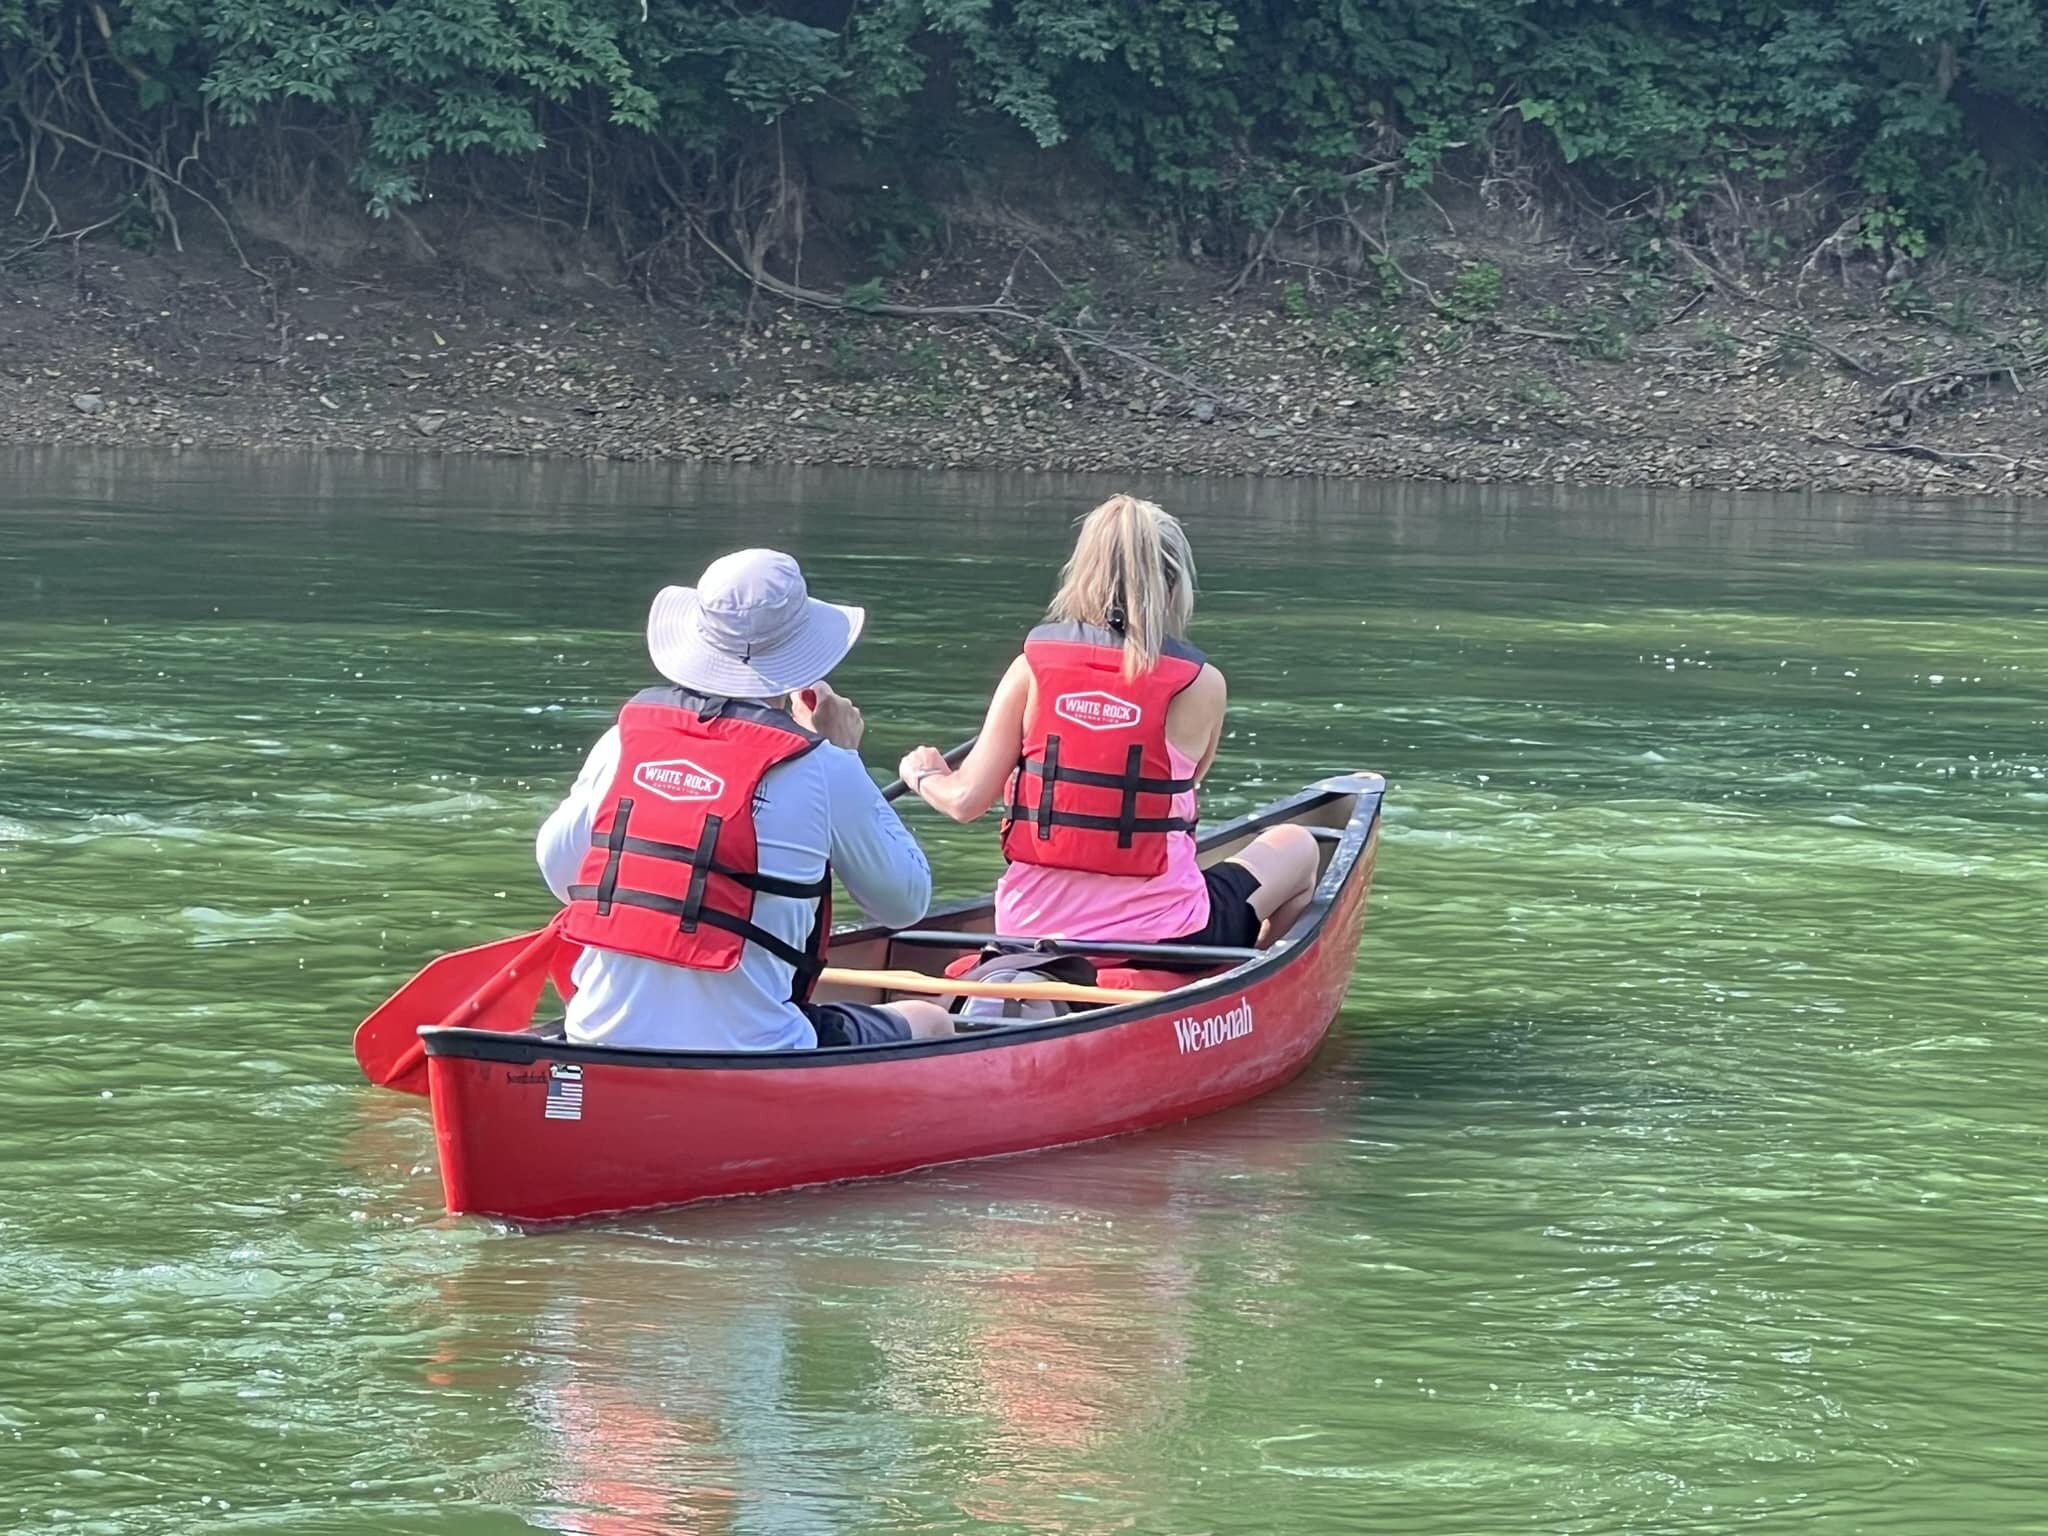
[549,937,582,1002]
[353,924,562,1095]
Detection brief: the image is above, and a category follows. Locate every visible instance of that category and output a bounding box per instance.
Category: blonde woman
[898,495,1318,947]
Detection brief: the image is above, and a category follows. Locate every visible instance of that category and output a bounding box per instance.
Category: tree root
[1225,190,1300,297]
[1814,435,2036,475]
[1666,285,1711,324]
[1,208,119,265]
[1794,215,1865,306]
[1669,238,1781,310]
[23,114,264,285]
[690,223,1242,410]
[1876,357,2045,422]
[1759,327,1882,379]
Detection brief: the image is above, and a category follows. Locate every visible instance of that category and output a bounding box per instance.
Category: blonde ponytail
[1046,495,1197,678]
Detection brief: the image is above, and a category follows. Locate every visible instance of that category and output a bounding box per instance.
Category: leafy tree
[2,0,2043,261]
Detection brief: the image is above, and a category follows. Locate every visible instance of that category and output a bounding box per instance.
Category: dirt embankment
[3,212,2044,498]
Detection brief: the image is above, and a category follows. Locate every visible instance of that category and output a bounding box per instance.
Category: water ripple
[3,460,2045,1535]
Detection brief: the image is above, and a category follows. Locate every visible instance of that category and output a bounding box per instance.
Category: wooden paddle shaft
[817,966,1162,1006]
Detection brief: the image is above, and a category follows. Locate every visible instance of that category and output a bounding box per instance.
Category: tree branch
[1760,327,1882,379]
[26,114,262,282]
[691,224,1240,408]
[1814,435,2034,473]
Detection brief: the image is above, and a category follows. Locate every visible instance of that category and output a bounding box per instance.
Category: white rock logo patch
[1054,691,1142,731]
[633,758,725,803]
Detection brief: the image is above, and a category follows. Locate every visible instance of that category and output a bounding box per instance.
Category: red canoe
[414,772,1385,1223]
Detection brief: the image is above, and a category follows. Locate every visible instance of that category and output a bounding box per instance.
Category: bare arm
[909,655,1031,823]
[1185,664,1228,783]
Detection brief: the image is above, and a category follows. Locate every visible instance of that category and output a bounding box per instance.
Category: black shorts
[803,1000,914,1048]
[1172,861,1265,949]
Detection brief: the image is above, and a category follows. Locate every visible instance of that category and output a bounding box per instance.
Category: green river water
[1,453,2043,1535]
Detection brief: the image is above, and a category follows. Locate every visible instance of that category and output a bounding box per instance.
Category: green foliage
[842,278,890,312]
[1941,291,1985,338]
[1620,270,1674,333]
[846,184,939,269]
[114,194,158,253]
[1621,221,1672,275]
[197,0,661,214]
[823,334,874,380]
[1695,318,1740,359]
[1950,178,2048,283]
[898,335,949,404]
[1327,308,1406,381]
[1882,276,1930,320]
[1045,279,1104,328]
[1364,253,1408,307]
[903,338,946,381]
[1508,370,1567,410]
[1746,227,1792,272]
[4,0,2047,259]
[1572,313,1635,363]
[1443,264,1503,323]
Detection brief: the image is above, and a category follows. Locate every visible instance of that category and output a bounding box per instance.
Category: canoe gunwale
[420,772,1383,1074]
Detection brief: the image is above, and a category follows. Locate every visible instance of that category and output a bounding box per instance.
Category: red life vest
[1000,622,1206,877]
[561,689,832,1000]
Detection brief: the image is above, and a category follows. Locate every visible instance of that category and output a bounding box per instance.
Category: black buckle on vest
[595,798,634,915]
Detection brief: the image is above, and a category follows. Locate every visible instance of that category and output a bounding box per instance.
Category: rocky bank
[3,231,2045,498]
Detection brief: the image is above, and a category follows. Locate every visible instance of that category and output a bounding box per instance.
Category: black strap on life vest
[566,799,833,979]
[592,796,635,915]
[1035,734,1060,841]
[1013,733,1201,848]
[566,884,823,975]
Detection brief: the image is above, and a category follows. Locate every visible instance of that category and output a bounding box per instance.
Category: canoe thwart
[886,931,1259,968]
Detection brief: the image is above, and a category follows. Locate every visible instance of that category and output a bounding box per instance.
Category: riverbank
[4,230,2044,497]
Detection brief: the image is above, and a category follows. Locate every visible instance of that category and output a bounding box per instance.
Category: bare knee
[1265,821,1321,876]
[1242,824,1320,915]
[888,1000,957,1039]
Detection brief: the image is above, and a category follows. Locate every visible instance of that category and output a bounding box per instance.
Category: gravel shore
[5,239,2043,498]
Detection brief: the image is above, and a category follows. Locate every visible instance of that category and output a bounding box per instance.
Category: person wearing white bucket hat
[537,549,954,1050]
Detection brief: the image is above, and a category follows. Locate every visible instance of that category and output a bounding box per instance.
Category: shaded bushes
[3,0,2044,268]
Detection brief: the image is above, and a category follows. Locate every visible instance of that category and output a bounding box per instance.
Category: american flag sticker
[544,1063,585,1122]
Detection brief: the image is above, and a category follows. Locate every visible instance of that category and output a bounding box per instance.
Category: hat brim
[646,585,865,698]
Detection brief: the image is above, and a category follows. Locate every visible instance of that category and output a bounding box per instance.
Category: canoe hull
[423,777,1381,1223]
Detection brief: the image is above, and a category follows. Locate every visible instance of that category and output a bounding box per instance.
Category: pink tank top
[994,742,1208,941]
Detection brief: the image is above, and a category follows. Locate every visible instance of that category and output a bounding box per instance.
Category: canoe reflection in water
[419,1060,1363,1536]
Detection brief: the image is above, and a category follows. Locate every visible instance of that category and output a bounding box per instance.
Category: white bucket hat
[646,548,865,698]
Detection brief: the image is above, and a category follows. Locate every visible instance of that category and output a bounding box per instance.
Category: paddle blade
[353,925,560,1095]
[549,936,583,1002]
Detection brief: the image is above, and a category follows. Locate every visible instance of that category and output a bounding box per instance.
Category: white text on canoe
[1173,1000,1254,1054]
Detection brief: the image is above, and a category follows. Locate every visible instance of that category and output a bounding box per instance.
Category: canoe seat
[1094,966,1200,993]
